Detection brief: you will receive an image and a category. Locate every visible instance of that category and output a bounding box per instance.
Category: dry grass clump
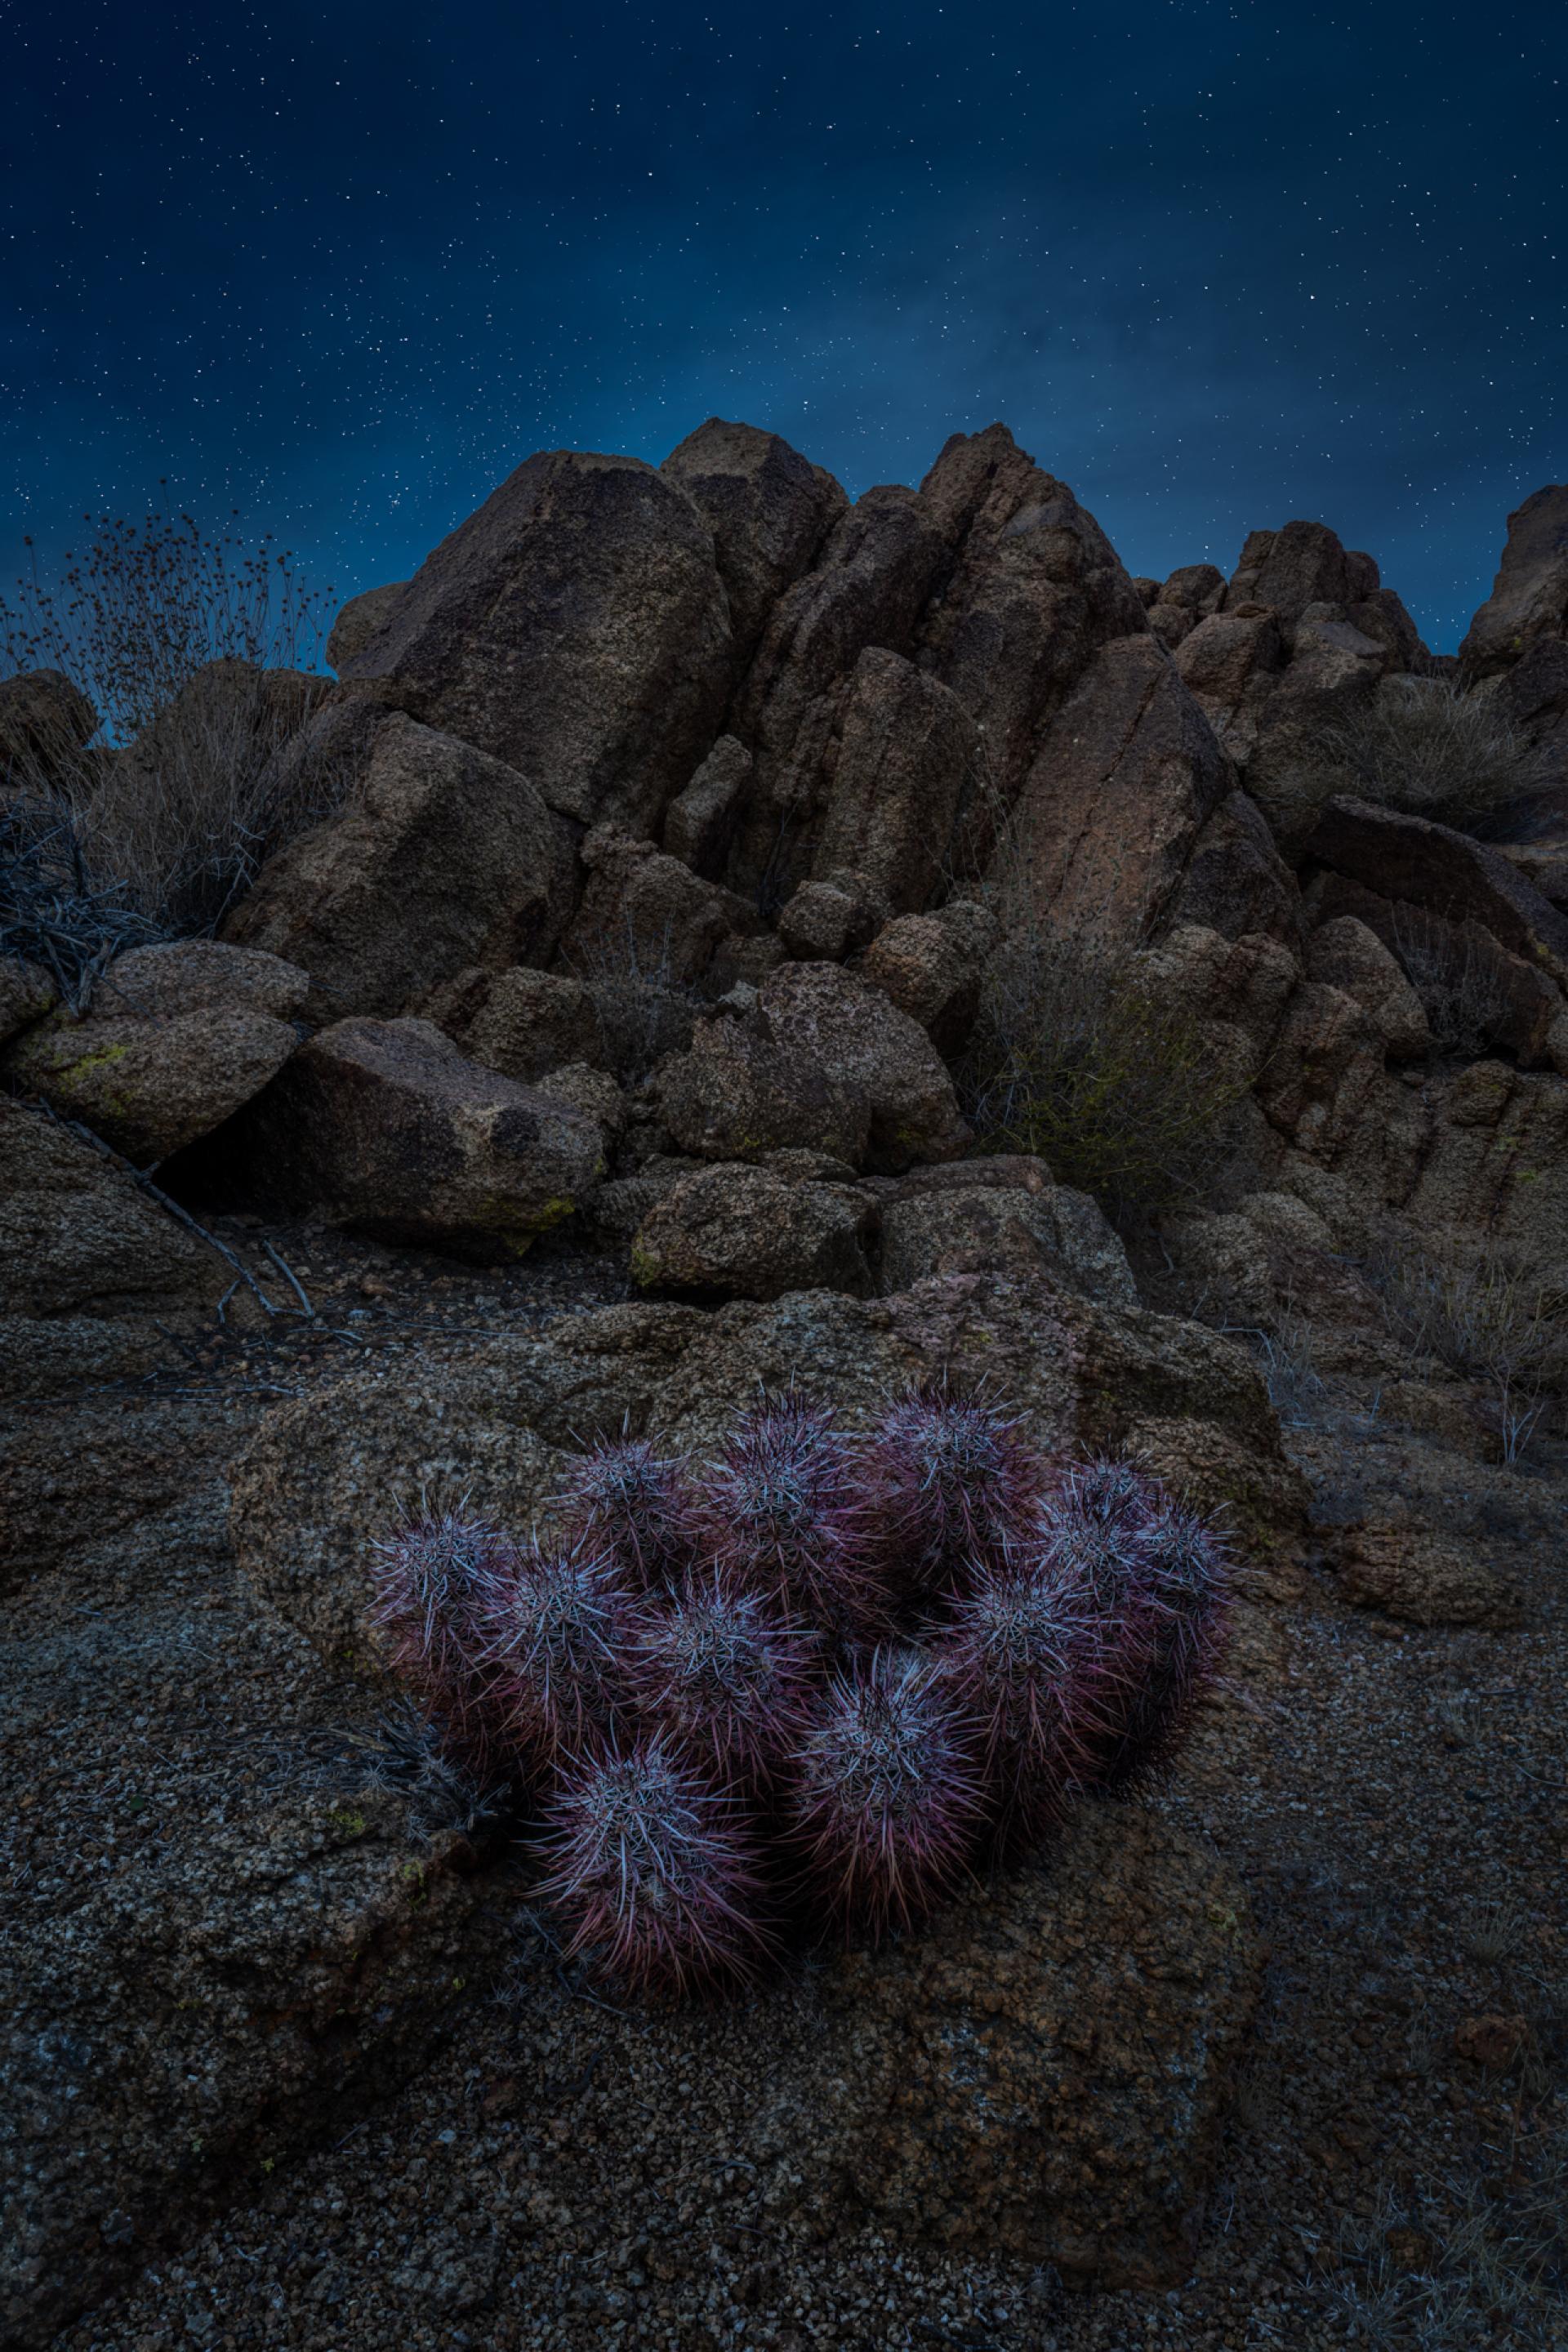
[1369,1233,1568,1462]
[0,802,163,1011]
[1388,906,1518,1061]
[567,915,710,1084]
[1298,675,1536,832]
[960,923,1245,1215]
[0,503,336,935]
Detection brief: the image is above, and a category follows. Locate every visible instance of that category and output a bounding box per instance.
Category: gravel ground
[15,1227,1567,2352]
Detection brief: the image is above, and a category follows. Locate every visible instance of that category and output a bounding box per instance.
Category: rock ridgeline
[3,424,1568,1375]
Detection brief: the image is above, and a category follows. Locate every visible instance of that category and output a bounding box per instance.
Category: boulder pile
[2,429,1566,1343]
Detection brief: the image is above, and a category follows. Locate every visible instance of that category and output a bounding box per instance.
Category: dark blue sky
[4,2,1564,650]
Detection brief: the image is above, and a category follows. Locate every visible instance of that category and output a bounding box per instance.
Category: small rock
[1452,2014,1529,2069]
[1334,1521,1522,1628]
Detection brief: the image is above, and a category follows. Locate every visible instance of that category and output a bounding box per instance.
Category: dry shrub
[0,504,336,934]
[566,916,710,1084]
[1293,673,1535,832]
[1388,905,1518,1060]
[961,923,1245,1217]
[1370,1232,1568,1462]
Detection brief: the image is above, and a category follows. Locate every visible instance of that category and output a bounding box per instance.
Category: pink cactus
[629,1571,820,1788]
[553,1430,699,1591]
[477,1536,635,1767]
[538,1736,769,1999]
[866,1381,1042,1609]
[938,1552,1102,1852]
[693,1391,887,1639]
[790,1648,983,1940]
[368,1512,514,1757]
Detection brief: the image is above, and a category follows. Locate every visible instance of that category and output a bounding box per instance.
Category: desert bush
[960,922,1246,1214]
[370,1383,1234,2002]
[1289,673,1535,832]
[0,503,335,933]
[1369,1234,1568,1462]
[566,915,709,1084]
[1388,905,1517,1060]
[0,800,163,1010]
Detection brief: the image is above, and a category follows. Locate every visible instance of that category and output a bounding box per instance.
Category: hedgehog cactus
[368,1512,513,1754]
[478,1536,634,1766]
[1035,1459,1230,1790]
[791,1648,982,1937]
[694,1391,886,1637]
[538,1736,768,1998]
[629,1572,819,1788]
[866,1381,1041,1608]
[938,1552,1101,1851]
[554,1431,698,1592]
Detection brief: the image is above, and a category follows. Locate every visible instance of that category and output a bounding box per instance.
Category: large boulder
[659,417,847,668]
[225,706,577,1018]
[758,1798,1261,2285]
[875,1157,1138,1309]
[421,963,603,1081]
[0,1096,225,1401]
[657,960,969,1174]
[1459,484,1568,678]
[195,1016,606,1258]
[630,1160,875,1299]
[324,578,408,671]
[1307,795,1568,990]
[1221,519,1379,621]
[2,941,310,1164]
[232,1271,1306,1669]
[807,646,979,911]
[333,449,733,832]
[660,734,754,876]
[1304,915,1431,1058]
[860,898,998,1051]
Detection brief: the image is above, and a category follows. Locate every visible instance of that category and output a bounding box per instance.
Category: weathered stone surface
[0,955,55,1045]
[325,579,408,671]
[659,417,846,666]
[421,963,603,1080]
[203,1016,605,1258]
[861,898,998,1051]
[335,449,733,831]
[875,1158,1138,1309]
[1307,795,1568,988]
[630,1160,874,1299]
[0,1562,500,2348]
[562,825,762,989]
[661,734,754,876]
[808,645,979,911]
[2,940,310,1163]
[0,1097,225,1401]
[726,485,952,900]
[1459,483,1568,677]
[1000,633,1233,946]
[225,706,577,1018]
[1334,1520,1522,1628]
[1305,915,1431,1057]
[755,1801,1260,2286]
[657,960,969,1174]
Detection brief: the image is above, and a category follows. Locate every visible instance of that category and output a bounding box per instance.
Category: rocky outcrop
[805,645,978,911]
[2,940,310,1163]
[334,448,733,832]
[630,1159,875,1299]
[661,733,754,876]
[1459,483,1568,677]
[193,1016,606,1258]
[1307,796,1568,989]
[659,417,847,670]
[657,960,969,1174]
[225,706,577,1016]
[0,1097,225,1400]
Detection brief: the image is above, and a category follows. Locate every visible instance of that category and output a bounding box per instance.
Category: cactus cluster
[370,1384,1232,2002]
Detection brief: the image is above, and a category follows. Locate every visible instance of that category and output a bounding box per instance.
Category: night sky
[4,2,1565,652]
